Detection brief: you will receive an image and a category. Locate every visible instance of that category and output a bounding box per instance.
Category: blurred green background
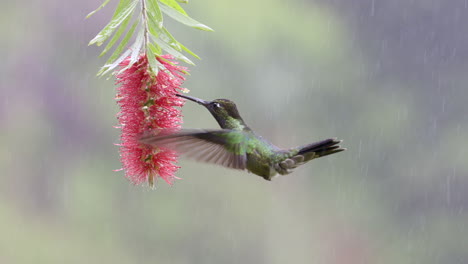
[1,0,468,263]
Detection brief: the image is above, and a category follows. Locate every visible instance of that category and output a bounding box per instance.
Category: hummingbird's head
[177,94,245,129]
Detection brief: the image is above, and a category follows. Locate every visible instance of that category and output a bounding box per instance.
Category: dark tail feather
[297,138,345,160]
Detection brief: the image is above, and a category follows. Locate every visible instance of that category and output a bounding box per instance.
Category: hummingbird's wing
[140,129,248,170]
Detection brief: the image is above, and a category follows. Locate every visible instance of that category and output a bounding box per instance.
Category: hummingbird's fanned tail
[297,138,345,161]
[274,138,345,176]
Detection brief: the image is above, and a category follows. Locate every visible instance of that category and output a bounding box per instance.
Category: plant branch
[141,0,150,52]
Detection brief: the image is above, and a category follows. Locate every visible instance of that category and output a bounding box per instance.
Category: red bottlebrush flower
[115,54,186,187]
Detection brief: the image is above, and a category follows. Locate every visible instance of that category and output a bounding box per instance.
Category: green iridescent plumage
[140,94,345,180]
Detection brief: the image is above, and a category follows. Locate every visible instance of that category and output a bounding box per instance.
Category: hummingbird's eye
[212,102,221,108]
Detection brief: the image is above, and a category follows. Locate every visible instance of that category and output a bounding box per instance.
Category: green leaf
[146,21,200,61]
[159,3,213,31]
[151,35,194,65]
[179,42,200,60]
[146,0,164,28]
[158,0,187,16]
[159,27,200,59]
[127,28,145,67]
[98,49,131,76]
[89,0,138,46]
[99,11,132,57]
[159,27,181,50]
[148,23,180,51]
[148,42,162,55]
[146,15,160,40]
[146,48,160,76]
[97,20,138,76]
[107,20,138,64]
[106,27,144,77]
[86,0,112,19]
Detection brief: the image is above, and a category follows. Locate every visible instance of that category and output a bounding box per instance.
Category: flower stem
[140,0,150,52]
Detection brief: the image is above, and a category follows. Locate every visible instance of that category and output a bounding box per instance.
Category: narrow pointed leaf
[158,0,187,16]
[158,27,182,51]
[99,12,132,57]
[152,35,194,65]
[103,21,137,67]
[97,21,138,76]
[89,0,138,46]
[179,42,200,59]
[146,49,160,76]
[148,42,162,55]
[98,48,131,76]
[159,3,213,31]
[147,0,164,28]
[147,21,181,51]
[127,28,145,67]
[146,17,160,40]
[86,0,112,18]
[144,3,201,60]
[160,27,199,59]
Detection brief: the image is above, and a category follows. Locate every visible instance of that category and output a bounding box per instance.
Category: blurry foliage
[87,0,212,75]
[1,0,467,263]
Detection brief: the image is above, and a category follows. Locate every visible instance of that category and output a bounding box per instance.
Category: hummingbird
[140,94,345,181]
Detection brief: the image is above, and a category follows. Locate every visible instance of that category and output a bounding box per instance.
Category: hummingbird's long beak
[176,94,209,106]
